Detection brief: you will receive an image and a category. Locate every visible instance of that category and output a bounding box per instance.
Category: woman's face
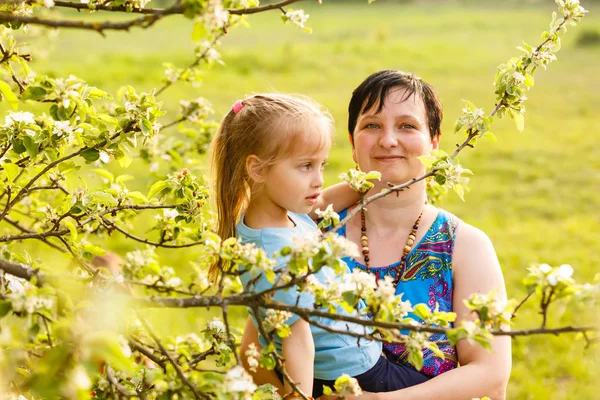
[352,87,439,185]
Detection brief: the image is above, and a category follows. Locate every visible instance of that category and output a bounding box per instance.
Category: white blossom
[5,274,26,294]
[511,71,525,84]
[224,365,257,396]
[163,208,179,220]
[4,111,35,127]
[244,343,260,372]
[539,263,552,274]
[99,151,110,163]
[53,120,74,137]
[97,378,109,391]
[207,318,226,338]
[547,264,574,286]
[165,277,182,288]
[285,9,310,29]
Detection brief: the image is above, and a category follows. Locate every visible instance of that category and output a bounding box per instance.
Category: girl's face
[352,87,439,186]
[257,119,332,216]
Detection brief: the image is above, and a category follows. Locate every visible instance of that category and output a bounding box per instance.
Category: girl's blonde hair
[210,93,334,277]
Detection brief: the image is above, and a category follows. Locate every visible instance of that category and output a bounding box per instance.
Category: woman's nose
[378,127,399,149]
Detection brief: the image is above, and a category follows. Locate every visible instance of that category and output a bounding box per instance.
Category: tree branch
[0,10,168,35]
[3,216,66,252]
[129,338,167,371]
[46,0,306,16]
[6,0,307,35]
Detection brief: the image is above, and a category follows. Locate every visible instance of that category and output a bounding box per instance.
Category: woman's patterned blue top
[337,208,460,378]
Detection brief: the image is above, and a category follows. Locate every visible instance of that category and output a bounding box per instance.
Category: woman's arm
[364,223,512,400]
[240,315,315,396]
[308,182,359,220]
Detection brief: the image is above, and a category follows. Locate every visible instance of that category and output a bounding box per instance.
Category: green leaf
[116,174,134,183]
[140,118,153,136]
[407,346,424,371]
[0,81,18,110]
[11,139,26,154]
[81,148,100,162]
[413,303,432,320]
[82,243,106,257]
[117,145,132,168]
[191,21,207,41]
[418,154,438,168]
[512,111,525,132]
[3,162,19,184]
[63,219,78,241]
[148,180,169,199]
[22,86,47,101]
[23,136,39,158]
[0,300,12,318]
[453,184,465,201]
[96,113,119,126]
[342,291,359,307]
[88,87,110,99]
[58,161,81,174]
[92,168,115,183]
[524,74,534,88]
[126,191,148,204]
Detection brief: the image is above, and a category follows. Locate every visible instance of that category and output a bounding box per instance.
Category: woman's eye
[401,123,416,130]
[364,123,379,129]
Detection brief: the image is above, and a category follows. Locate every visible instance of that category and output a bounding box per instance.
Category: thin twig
[222,305,240,364]
[155,32,224,96]
[100,216,204,249]
[137,313,209,400]
[512,289,535,319]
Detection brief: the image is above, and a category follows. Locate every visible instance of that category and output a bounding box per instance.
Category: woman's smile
[373,154,407,163]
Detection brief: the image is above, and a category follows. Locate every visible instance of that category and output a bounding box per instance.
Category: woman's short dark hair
[348,70,443,140]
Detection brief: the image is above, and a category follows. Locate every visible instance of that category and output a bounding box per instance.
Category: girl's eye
[365,123,379,129]
[400,123,416,130]
[320,162,328,170]
[300,163,311,171]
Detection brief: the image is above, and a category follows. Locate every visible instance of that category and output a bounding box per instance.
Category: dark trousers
[312,356,429,398]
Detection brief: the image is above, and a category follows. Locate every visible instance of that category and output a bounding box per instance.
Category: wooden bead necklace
[360,206,424,286]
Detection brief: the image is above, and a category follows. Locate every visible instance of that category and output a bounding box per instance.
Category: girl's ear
[246,155,266,183]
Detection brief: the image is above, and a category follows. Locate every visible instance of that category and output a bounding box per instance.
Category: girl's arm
[240,315,315,396]
[355,223,512,400]
[240,316,284,391]
[283,318,315,395]
[309,182,360,220]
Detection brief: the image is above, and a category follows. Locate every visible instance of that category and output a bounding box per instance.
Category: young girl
[211,94,428,398]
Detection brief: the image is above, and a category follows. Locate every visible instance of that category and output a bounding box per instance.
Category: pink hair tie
[232,100,244,114]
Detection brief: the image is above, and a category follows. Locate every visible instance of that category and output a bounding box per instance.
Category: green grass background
[10,0,600,398]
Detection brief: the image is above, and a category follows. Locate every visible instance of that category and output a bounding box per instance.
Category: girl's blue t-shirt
[237,212,381,381]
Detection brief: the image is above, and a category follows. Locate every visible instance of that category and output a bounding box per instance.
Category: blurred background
[11,0,600,398]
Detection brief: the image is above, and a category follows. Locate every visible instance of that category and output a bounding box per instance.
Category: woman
[240,70,512,399]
